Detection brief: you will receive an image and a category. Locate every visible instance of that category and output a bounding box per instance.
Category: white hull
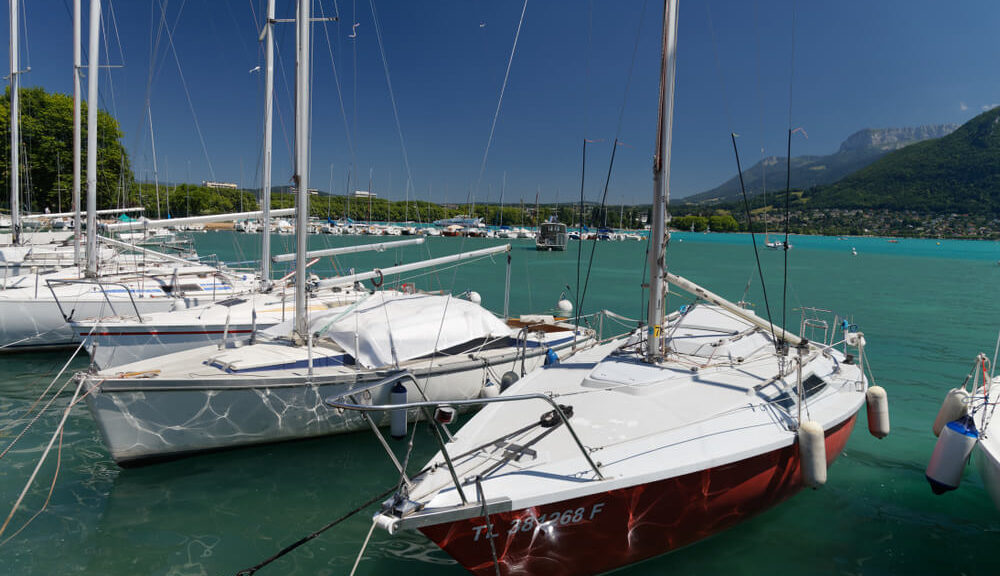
[975,421,1000,511]
[0,297,178,350]
[75,287,369,369]
[0,266,253,349]
[85,334,585,464]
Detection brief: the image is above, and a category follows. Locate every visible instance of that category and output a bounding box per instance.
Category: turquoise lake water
[1,231,998,575]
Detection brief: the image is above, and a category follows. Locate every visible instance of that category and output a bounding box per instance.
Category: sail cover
[314,292,511,369]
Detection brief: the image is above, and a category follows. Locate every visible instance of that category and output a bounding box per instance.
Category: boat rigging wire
[579,0,647,328]
[731,134,779,351]
[233,485,398,576]
[368,0,418,224]
[154,0,217,180]
[348,519,378,576]
[782,1,798,348]
[473,0,528,197]
[316,1,359,203]
[0,323,104,544]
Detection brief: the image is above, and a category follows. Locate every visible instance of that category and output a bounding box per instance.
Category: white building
[204,181,239,190]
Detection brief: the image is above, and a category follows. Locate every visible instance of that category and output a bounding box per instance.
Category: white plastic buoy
[480,379,500,398]
[390,382,408,439]
[467,291,482,305]
[557,298,573,314]
[798,420,827,488]
[932,388,969,437]
[926,416,977,494]
[866,386,890,439]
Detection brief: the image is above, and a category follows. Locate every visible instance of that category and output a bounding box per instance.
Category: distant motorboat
[536,220,567,251]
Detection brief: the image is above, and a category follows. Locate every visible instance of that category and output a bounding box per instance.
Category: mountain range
[681,124,957,204]
[803,106,1000,214]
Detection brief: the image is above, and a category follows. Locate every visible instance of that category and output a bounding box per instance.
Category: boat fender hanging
[557,298,573,314]
[932,388,969,437]
[540,404,574,428]
[866,386,890,439]
[390,382,408,440]
[466,291,482,305]
[798,420,827,488]
[481,379,500,399]
[544,348,559,366]
[845,331,866,348]
[500,371,519,392]
[926,415,977,495]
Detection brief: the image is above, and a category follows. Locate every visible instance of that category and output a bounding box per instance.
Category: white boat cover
[263,292,512,369]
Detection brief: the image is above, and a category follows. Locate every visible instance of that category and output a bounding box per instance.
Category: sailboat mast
[293,0,311,339]
[260,0,276,287]
[73,0,82,265]
[9,0,21,246]
[85,0,100,277]
[646,0,678,361]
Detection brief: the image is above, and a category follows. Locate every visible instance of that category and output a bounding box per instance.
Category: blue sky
[4,0,999,204]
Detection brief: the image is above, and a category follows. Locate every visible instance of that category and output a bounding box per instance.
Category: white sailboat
[80,0,594,466]
[0,0,88,274]
[334,3,889,573]
[926,352,1000,511]
[70,238,422,369]
[0,2,274,351]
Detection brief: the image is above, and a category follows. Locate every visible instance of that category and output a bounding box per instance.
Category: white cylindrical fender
[390,382,408,440]
[798,420,827,488]
[557,298,573,314]
[480,379,500,399]
[467,291,482,305]
[932,388,969,437]
[926,416,977,494]
[866,386,890,439]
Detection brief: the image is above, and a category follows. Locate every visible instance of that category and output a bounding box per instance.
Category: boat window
[768,374,828,411]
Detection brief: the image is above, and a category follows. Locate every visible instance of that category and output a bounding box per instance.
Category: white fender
[865,386,890,439]
[480,380,500,399]
[390,382,408,439]
[926,416,977,494]
[932,388,969,437]
[799,420,827,488]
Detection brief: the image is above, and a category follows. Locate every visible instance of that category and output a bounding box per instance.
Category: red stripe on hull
[420,414,858,576]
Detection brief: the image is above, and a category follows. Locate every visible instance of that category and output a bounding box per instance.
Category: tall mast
[260,0,275,287]
[9,0,21,246]
[646,0,678,361]
[73,0,82,265]
[85,0,101,277]
[293,0,311,340]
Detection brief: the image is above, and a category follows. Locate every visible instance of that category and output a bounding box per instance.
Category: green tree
[0,86,133,214]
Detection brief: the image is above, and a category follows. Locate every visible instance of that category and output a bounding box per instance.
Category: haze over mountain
[681,124,957,204]
[803,107,1000,214]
